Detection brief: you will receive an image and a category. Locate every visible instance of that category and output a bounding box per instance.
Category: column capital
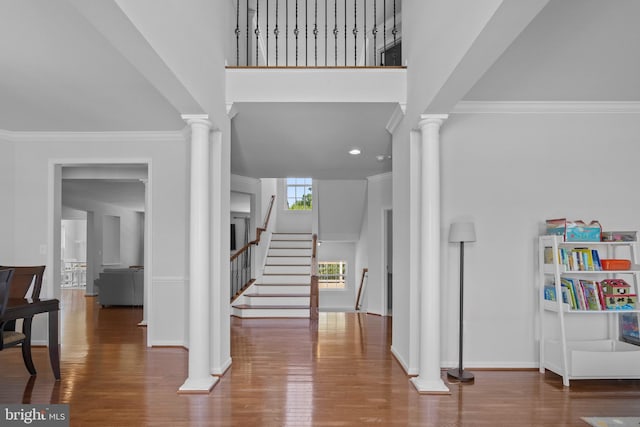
[182,114,212,128]
[418,114,448,129]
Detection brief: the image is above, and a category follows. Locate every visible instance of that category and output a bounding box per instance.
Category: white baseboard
[211,357,232,376]
[441,360,539,369]
[391,345,418,376]
[150,340,186,348]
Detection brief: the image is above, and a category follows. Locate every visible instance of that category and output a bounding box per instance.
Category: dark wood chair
[0,265,46,376]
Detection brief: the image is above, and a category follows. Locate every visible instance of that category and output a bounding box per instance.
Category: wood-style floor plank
[1,289,640,426]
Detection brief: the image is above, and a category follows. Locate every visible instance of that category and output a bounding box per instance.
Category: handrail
[230,194,276,302]
[355,268,368,311]
[310,233,319,320]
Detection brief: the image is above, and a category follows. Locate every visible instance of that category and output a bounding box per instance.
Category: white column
[179,114,218,393]
[411,114,450,394]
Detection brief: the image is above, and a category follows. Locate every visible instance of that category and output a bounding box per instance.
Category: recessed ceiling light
[376,155,385,161]
[349,148,361,155]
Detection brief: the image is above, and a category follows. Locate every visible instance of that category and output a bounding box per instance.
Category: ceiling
[62,179,146,212]
[2,0,639,186]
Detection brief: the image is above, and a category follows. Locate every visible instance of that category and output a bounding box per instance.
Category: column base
[177,376,219,394]
[410,376,451,394]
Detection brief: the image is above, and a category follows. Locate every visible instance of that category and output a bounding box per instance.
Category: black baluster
[266,0,269,66]
[246,0,250,66]
[363,0,366,66]
[383,0,386,65]
[275,0,279,66]
[305,0,308,66]
[314,0,318,66]
[324,0,327,66]
[344,0,347,66]
[333,0,337,66]
[295,0,299,66]
[373,0,377,66]
[286,0,289,66]
[392,0,397,65]
[255,0,260,66]
[352,0,357,66]
[235,0,240,66]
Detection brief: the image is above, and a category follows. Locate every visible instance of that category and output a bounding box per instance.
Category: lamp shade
[449,222,476,243]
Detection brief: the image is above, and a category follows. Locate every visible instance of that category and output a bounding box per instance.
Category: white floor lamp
[447,221,476,382]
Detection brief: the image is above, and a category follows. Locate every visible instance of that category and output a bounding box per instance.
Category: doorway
[49,160,152,344]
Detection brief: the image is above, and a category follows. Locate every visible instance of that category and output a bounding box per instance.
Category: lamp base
[446,368,474,382]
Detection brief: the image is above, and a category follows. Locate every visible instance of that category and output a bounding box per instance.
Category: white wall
[275,178,313,232]
[318,242,356,311]
[316,180,367,241]
[439,111,640,368]
[365,173,392,316]
[11,134,188,346]
[0,137,15,262]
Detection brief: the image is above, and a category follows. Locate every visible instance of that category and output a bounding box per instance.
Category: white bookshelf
[538,234,640,386]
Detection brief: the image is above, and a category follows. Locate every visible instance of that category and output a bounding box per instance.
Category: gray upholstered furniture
[95,268,144,306]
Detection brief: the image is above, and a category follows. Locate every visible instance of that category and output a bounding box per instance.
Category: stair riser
[267,248,312,257]
[244,296,310,306]
[258,275,310,284]
[270,240,312,249]
[266,256,311,265]
[254,285,310,294]
[264,265,311,275]
[272,234,313,241]
[232,307,310,318]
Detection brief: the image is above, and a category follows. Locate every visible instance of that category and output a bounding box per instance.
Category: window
[286,177,312,210]
[318,261,346,289]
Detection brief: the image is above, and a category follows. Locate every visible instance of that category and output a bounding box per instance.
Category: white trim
[441,361,540,370]
[391,345,418,376]
[366,171,392,183]
[48,157,153,344]
[385,103,406,135]
[211,357,233,376]
[453,101,640,114]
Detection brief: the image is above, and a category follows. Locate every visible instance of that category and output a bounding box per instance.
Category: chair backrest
[0,268,15,317]
[0,266,45,299]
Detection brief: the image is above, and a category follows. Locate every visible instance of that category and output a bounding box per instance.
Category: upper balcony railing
[231,0,402,68]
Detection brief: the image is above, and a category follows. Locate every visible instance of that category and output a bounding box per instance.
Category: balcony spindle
[255,0,260,65]
[295,0,299,66]
[235,0,240,66]
[383,0,386,65]
[246,0,250,66]
[314,0,318,66]
[275,0,280,65]
[266,0,269,66]
[352,0,357,66]
[373,0,377,66]
[305,0,309,66]
[392,0,398,64]
[344,0,347,66]
[333,0,338,66]
[324,0,328,66]
[286,0,289,66]
[363,0,366,66]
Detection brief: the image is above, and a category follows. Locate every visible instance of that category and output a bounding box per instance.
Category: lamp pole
[448,240,474,382]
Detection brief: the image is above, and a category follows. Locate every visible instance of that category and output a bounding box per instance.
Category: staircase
[231,233,312,318]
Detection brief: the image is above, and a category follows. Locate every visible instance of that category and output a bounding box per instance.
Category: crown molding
[453,101,640,114]
[385,103,406,135]
[0,129,186,143]
[366,171,392,183]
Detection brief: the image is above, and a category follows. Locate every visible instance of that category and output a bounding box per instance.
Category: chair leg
[21,317,37,376]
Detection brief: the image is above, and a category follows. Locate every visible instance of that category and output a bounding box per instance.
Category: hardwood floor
[1,289,640,426]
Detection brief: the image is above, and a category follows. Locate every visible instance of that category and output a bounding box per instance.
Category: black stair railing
[230,195,275,302]
[232,0,402,67]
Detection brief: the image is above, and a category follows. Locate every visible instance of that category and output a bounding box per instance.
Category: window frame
[318,261,347,290]
[285,177,313,211]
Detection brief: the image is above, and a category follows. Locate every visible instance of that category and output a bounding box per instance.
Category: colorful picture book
[545,278,637,311]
